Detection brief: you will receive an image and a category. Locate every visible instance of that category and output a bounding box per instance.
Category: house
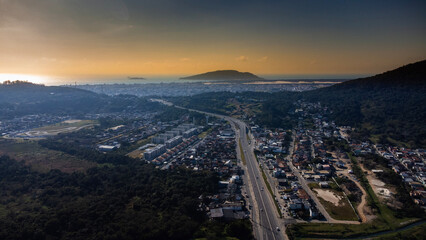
[289,199,303,210]
[210,208,224,218]
[297,189,310,200]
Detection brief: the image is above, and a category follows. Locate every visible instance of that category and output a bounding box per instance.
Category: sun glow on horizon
[0,74,49,85]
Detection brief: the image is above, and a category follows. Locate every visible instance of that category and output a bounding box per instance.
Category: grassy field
[198,127,213,139]
[238,139,246,165]
[125,135,156,158]
[16,119,98,138]
[36,119,96,131]
[0,139,95,173]
[287,220,426,240]
[372,222,426,240]
[259,164,282,218]
[311,187,359,221]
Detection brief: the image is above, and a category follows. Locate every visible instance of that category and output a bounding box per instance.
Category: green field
[312,187,359,221]
[16,119,98,138]
[198,126,213,139]
[0,139,95,173]
[372,222,426,240]
[238,140,246,165]
[259,164,282,218]
[36,119,96,131]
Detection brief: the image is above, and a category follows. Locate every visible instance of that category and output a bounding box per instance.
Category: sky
[0,0,425,81]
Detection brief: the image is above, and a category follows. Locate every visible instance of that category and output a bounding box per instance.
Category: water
[41,75,209,86]
[0,74,367,86]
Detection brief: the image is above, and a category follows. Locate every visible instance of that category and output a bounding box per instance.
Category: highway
[151,99,287,240]
[231,118,286,240]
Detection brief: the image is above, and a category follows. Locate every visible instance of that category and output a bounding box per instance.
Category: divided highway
[230,118,286,240]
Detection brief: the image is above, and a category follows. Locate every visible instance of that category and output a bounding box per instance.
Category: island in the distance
[180,70,264,80]
[128,77,145,80]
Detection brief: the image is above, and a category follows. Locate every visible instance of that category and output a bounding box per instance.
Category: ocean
[0,74,367,86]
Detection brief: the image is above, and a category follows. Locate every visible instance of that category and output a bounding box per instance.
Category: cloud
[257,56,268,62]
[180,58,190,62]
[235,55,248,61]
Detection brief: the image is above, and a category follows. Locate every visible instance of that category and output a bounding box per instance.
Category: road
[232,118,286,240]
[151,99,286,240]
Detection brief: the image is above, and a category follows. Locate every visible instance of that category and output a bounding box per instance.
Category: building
[98,145,118,152]
[183,128,199,138]
[144,144,166,161]
[165,136,183,149]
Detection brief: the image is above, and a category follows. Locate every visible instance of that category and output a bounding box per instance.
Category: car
[276,227,280,231]
[260,208,263,212]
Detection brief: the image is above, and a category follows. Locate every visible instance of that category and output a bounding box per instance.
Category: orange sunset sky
[1,0,425,81]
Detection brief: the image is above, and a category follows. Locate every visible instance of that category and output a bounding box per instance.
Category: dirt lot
[315,189,342,206]
[312,187,359,221]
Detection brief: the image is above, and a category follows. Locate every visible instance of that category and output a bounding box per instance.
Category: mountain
[328,60,426,89]
[180,70,264,80]
[299,60,426,147]
[0,81,159,120]
[0,81,98,103]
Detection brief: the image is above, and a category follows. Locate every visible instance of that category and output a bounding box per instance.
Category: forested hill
[0,81,99,103]
[0,81,159,119]
[329,60,426,88]
[301,60,426,147]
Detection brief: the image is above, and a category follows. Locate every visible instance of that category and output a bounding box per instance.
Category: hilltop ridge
[332,60,426,89]
[180,70,264,80]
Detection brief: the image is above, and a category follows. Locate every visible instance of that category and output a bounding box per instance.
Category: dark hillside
[0,81,98,103]
[336,60,426,88]
[0,81,160,119]
[301,60,426,147]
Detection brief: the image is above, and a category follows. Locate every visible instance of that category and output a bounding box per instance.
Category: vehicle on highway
[276,227,280,231]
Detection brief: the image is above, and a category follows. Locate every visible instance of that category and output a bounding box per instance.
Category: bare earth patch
[314,189,342,206]
[63,119,82,124]
[371,179,385,187]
